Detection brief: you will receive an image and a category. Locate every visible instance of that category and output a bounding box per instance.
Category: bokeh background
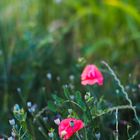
[0,0,140,138]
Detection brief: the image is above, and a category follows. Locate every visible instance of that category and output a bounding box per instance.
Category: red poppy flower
[81,64,103,86]
[58,118,84,140]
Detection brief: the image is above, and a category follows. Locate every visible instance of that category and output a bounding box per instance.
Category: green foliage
[8,64,140,140]
[11,104,32,140]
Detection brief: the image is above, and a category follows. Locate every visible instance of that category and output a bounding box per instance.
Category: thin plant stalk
[115,108,119,140]
[102,61,140,126]
[76,132,82,140]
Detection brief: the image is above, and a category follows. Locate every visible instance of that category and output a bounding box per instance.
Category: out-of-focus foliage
[0,0,140,139]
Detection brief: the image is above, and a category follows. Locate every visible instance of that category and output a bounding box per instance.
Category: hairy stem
[115,108,119,140]
[92,105,135,119]
[102,61,140,126]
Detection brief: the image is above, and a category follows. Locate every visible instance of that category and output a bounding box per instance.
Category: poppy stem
[84,127,88,140]
[84,97,95,136]
[76,132,82,140]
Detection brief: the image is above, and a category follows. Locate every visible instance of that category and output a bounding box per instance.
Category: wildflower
[27,102,32,108]
[69,75,75,81]
[54,118,61,125]
[16,88,21,93]
[58,118,84,140]
[13,104,20,112]
[48,128,55,138]
[69,84,74,90]
[70,95,74,100]
[95,132,101,140]
[115,89,119,94]
[43,116,48,122]
[11,131,16,137]
[28,104,37,113]
[68,109,73,114]
[84,92,91,100]
[9,119,15,126]
[48,132,54,138]
[81,64,103,86]
[63,84,68,88]
[132,88,136,92]
[54,114,61,125]
[46,73,52,80]
[56,76,61,81]
[38,126,42,131]
[8,137,14,140]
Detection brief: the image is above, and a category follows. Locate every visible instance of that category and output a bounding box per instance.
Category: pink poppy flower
[58,118,84,140]
[81,64,103,86]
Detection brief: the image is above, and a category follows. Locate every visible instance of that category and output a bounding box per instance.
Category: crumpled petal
[58,118,84,140]
[81,64,103,86]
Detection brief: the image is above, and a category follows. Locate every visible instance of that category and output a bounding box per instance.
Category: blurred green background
[0,0,140,138]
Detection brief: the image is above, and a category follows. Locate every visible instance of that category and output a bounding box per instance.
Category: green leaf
[75,91,86,111]
[52,94,64,106]
[63,86,70,99]
[47,101,57,112]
